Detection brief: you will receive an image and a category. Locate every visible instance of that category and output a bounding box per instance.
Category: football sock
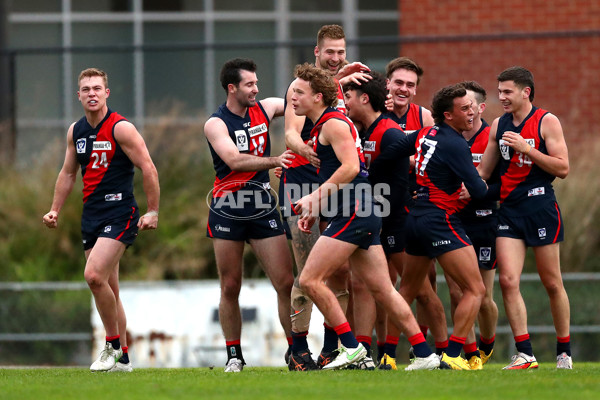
[106,335,121,350]
[383,335,399,358]
[464,341,479,360]
[435,340,448,356]
[408,333,432,358]
[557,335,571,356]
[119,346,129,364]
[322,323,339,353]
[333,322,359,349]
[225,339,244,362]
[514,334,533,357]
[377,341,385,360]
[356,335,372,355]
[479,334,495,355]
[291,331,309,353]
[447,335,466,358]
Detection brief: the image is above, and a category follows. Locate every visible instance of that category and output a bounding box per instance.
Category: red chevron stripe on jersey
[82,112,123,204]
[499,108,547,203]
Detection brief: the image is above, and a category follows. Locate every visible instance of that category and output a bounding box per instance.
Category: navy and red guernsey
[282,79,346,186]
[388,122,487,216]
[361,114,411,227]
[496,106,557,216]
[385,103,425,134]
[207,102,272,197]
[73,109,137,220]
[458,121,500,223]
[312,107,368,184]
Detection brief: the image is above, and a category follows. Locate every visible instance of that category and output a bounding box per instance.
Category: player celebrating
[478,66,572,369]
[43,68,160,372]
[204,58,295,372]
[292,63,440,371]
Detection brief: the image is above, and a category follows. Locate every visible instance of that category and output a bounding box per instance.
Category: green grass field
[1,364,600,400]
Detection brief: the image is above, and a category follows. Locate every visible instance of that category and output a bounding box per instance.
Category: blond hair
[78,68,108,88]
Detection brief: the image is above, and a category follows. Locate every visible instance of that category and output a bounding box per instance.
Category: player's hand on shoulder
[43,211,59,229]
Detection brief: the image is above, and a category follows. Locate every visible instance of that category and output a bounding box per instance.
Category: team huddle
[44,23,572,373]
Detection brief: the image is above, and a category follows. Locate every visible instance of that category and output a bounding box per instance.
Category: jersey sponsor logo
[76,138,87,154]
[248,123,267,137]
[499,139,511,160]
[432,239,451,247]
[363,141,376,152]
[528,187,545,197]
[93,141,112,151]
[103,226,112,233]
[235,130,249,151]
[215,224,231,232]
[538,228,547,239]
[105,193,123,201]
[472,153,483,163]
[479,247,491,261]
[476,209,493,217]
[498,224,510,230]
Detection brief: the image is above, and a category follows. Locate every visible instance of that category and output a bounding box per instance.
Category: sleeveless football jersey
[496,106,556,216]
[386,103,425,134]
[208,102,272,198]
[72,109,137,220]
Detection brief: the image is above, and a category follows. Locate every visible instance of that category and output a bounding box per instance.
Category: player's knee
[541,279,565,297]
[498,273,519,293]
[220,278,242,299]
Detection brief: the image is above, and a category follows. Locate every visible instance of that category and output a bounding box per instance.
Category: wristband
[144,211,159,218]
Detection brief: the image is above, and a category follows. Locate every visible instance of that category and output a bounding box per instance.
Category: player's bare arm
[502,113,569,179]
[477,117,501,180]
[114,121,160,230]
[43,123,79,229]
[284,84,320,167]
[259,97,285,119]
[204,117,294,172]
[422,108,434,126]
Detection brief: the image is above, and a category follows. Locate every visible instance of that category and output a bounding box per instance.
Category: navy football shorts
[207,189,285,241]
[463,217,497,270]
[81,206,139,251]
[321,197,382,250]
[405,211,472,258]
[380,213,407,255]
[496,201,564,246]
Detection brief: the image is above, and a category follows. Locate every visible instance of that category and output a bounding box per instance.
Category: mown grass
[1,364,599,400]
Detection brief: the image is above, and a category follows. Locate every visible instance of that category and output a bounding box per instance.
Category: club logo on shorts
[479,247,491,261]
[528,187,545,197]
[103,226,112,233]
[432,240,451,247]
[105,193,122,201]
[387,236,395,247]
[538,228,547,239]
[76,138,87,154]
[269,219,277,229]
[235,130,249,151]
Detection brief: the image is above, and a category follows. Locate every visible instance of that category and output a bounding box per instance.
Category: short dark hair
[343,72,387,113]
[431,84,467,125]
[220,58,257,92]
[385,57,424,84]
[294,63,339,108]
[497,66,535,101]
[459,80,486,104]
